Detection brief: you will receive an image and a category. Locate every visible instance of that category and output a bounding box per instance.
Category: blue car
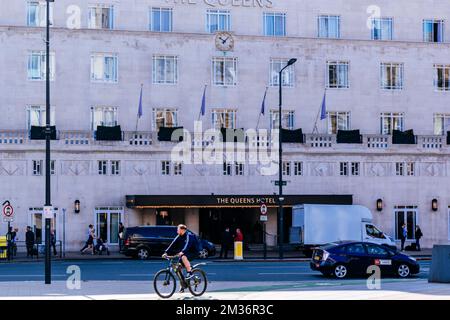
[310,241,420,279]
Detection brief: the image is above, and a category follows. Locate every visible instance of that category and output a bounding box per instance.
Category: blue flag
[200,85,206,116]
[260,87,268,115]
[137,85,143,118]
[320,90,327,120]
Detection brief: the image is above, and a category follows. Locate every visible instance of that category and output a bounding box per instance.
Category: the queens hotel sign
[165,0,274,8]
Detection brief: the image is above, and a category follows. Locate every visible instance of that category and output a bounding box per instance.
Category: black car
[310,241,420,279]
[121,225,216,260]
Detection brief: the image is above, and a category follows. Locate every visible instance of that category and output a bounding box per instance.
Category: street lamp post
[278,58,297,259]
[44,0,54,285]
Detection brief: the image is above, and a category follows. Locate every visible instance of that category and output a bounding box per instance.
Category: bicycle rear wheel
[153,270,176,299]
[187,269,207,297]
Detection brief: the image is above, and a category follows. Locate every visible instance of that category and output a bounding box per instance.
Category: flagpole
[312,88,326,134]
[135,83,143,133]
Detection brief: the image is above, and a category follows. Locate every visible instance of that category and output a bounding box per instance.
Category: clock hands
[218,36,230,45]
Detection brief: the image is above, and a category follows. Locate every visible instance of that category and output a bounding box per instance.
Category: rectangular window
[394,206,417,240]
[91,106,118,130]
[206,10,231,33]
[294,162,303,176]
[88,4,114,29]
[327,61,349,89]
[212,109,236,129]
[318,15,340,38]
[434,64,450,91]
[27,1,53,27]
[380,63,404,90]
[152,55,178,84]
[153,108,178,130]
[50,160,56,175]
[32,160,42,176]
[395,162,414,176]
[110,160,120,175]
[434,113,450,135]
[406,162,415,176]
[161,161,171,176]
[395,162,404,176]
[327,111,350,134]
[26,106,55,130]
[270,59,295,87]
[91,53,118,83]
[212,57,237,86]
[235,162,244,176]
[380,112,404,135]
[339,162,348,176]
[98,160,107,175]
[423,19,444,43]
[150,7,173,32]
[282,161,291,176]
[371,18,393,40]
[27,51,55,81]
[263,13,286,36]
[270,110,294,130]
[223,162,232,176]
[351,162,360,176]
[174,162,183,176]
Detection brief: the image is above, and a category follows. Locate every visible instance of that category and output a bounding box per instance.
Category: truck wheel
[137,247,150,260]
[333,264,348,279]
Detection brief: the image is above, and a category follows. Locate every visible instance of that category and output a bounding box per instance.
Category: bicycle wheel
[187,269,207,297]
[153,270,176,299]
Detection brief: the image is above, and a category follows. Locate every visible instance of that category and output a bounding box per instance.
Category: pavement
[0,259,447,300]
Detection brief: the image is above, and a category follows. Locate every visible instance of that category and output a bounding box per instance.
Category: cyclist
[162,224,198,282]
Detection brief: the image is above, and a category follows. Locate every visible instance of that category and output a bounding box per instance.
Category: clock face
[215,32,234,52]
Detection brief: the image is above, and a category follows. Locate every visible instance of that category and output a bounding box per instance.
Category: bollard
[234,241,243,260]
[428,245,450,283]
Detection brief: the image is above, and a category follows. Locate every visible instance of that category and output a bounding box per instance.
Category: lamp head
[287,58,297,66]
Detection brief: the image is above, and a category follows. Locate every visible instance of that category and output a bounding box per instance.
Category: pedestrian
[10,227,18,257]
[80,224,95,255]
[95,238,110,256]
[401,223,407,251]
[415,225,423,251]
[234,228,244,242]
[219,227,233,259]
[118,222,124,251]
[50,229,57,256]
[25,226,35,258]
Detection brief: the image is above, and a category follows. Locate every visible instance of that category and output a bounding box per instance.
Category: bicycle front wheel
[153,270,176,299]
[187,269,207,297]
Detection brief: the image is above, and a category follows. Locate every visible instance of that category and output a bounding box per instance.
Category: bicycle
[153,255,208,299]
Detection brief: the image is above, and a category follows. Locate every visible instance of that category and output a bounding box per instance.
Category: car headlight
[409,256,416,261]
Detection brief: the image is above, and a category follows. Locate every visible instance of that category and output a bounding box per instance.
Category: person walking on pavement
[234,228,244,242]
[118,222,124,251]
[219,227,233,259]
[401,223,407,251]
[415,225,423,251]
[25,226,35,258]
[10,227,18,257]
[50,229,57,256]
[80,224,96,255]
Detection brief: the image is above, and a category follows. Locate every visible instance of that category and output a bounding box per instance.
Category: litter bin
[234,241,243,260]
[0,236,7,259]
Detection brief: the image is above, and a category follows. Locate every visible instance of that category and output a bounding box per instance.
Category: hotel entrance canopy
[126,195,353,209]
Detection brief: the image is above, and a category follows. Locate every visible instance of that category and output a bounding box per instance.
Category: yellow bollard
[234,241,243,260]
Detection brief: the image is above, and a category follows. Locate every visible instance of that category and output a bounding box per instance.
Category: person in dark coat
[415,225,423,251]
[219,227,234,259]
[25,226,35,258]
[118,222,124,251]
[50,230,57,256]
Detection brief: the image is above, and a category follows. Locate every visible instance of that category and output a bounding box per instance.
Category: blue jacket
[165,231,196,254]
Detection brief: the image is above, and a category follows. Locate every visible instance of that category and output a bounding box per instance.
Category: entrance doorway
[199,208,263,244]
[28,207,60,245]
[94,207,123,245]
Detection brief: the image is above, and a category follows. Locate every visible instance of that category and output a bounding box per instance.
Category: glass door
[94,207,123,245]
[394,206,417,240]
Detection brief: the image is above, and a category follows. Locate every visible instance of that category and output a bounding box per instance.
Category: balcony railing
[0,130,448,152]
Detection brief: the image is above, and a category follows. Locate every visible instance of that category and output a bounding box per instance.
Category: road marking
[120,274,155,277]
[257,272,314,275]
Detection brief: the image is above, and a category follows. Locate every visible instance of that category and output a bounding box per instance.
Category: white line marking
[258,272,314,275]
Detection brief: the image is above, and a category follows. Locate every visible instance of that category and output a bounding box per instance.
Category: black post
[277,58,297,260]
[263,222,267,260]
[44,0,52,285]
[6,222,10,261]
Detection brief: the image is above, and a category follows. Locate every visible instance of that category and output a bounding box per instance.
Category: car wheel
[397,264,410,278]
[198,249,208,259]
[333,264,348,279]
[137,247,150,260]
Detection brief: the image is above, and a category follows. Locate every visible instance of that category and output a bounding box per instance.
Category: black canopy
[336,129,362,144]
[96,125,122,141]
[30,126,57,140]
[281,128,304,143]
[221,128,246,143]
[158,127,184,142]
[392,129,416,144]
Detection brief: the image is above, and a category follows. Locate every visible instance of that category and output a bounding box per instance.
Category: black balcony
[336,129,362,144]
[392,129,416,145]
[281,128,304,143]
[220,128,246,143]
[95,125,123,141]
[157,126,184,142]
[29,126,57,140]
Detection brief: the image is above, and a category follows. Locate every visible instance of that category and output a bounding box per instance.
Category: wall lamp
[376,199,383,211]
[432,199,438,212]
[74,200,80,214]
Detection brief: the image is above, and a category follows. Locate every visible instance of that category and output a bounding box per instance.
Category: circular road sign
[3,205,13,217]
[260,203,268,215]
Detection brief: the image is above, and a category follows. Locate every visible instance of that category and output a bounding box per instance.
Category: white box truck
[290,204,396,255]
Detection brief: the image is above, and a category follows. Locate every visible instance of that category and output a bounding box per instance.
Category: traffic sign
[2,201,14,222]
[260,203,268,215]
[260,215,268,222]
[44,206,53,219]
